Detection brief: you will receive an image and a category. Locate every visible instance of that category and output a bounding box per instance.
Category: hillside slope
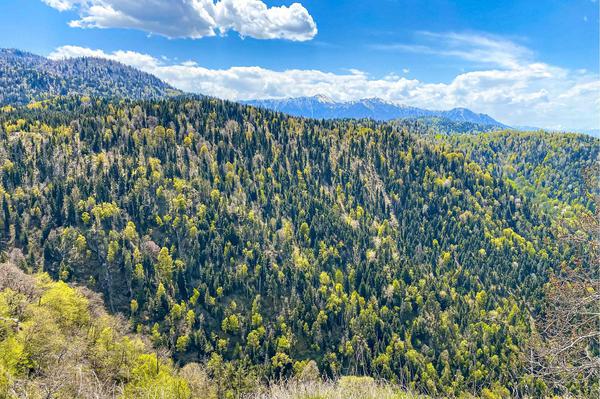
[0,49,180,106]
[1,95,595,397]
[0,261,198,398]
[441,131,599,212]
[2,261,430,398]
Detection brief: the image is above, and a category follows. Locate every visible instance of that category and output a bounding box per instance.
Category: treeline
[0,96,597,397]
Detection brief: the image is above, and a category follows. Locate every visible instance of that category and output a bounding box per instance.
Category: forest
[0,94,598,398]
[0,49,180,106]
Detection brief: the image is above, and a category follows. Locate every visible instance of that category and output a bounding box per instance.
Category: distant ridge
[243,95,507,127]
[9,48,594,135]
[512,125,600,138]
[0,48,180,105]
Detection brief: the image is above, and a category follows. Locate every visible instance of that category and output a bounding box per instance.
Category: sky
[0,0,598,131]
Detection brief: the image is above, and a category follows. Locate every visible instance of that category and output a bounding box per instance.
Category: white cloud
[215,0,317,41]
[41,0,317,41]
[43,0,73,11]
[372,31,533,70]
[48,44,600,131]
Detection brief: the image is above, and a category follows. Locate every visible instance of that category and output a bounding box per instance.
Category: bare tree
[532,166,600,394]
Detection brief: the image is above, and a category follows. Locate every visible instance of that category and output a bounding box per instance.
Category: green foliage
[122,354,190,399]
[0,49,180,106]
[0,95,596,397]
[440,130,598,213]
[39,278,90,328]
[0,262,193,398]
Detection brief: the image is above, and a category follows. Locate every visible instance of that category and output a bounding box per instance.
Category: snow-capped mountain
[242,95,506,127]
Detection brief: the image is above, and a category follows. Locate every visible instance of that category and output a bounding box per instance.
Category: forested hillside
[0,95,597,397]
[0,49,180,106]
[0,258,420,399]
[0,261,201,398]
[441,131,599,212]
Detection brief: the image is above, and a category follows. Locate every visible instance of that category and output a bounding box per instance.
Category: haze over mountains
[243,95,507,127]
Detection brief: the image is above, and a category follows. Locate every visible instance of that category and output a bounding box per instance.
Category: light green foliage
[0,263,192,399]
[39,279,90,328]
[123,221,137,241]
[123,354,190,398]
[156,247,174,280]
[91,202,120,221]
[222,314,240,334]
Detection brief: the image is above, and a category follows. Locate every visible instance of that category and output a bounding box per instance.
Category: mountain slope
[0,261,200,398]
[243,95,506,127]
[1,95,591,397]
[0,49,181,106]
[441,130,599,212]
[0,49,597,397]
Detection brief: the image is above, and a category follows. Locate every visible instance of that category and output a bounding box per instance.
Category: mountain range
[3,48,596,137]
[1,49,507,130]
[243,95,507,127]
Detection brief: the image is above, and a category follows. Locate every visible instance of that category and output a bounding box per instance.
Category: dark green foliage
[405,117,503,135]
[0,96,597,397]
[0,49,181,106]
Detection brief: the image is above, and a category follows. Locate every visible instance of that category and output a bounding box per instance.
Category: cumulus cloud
[41,0,317,41]
[48,43,600,131]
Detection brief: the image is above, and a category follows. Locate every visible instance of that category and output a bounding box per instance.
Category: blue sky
[0,0,598,130]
